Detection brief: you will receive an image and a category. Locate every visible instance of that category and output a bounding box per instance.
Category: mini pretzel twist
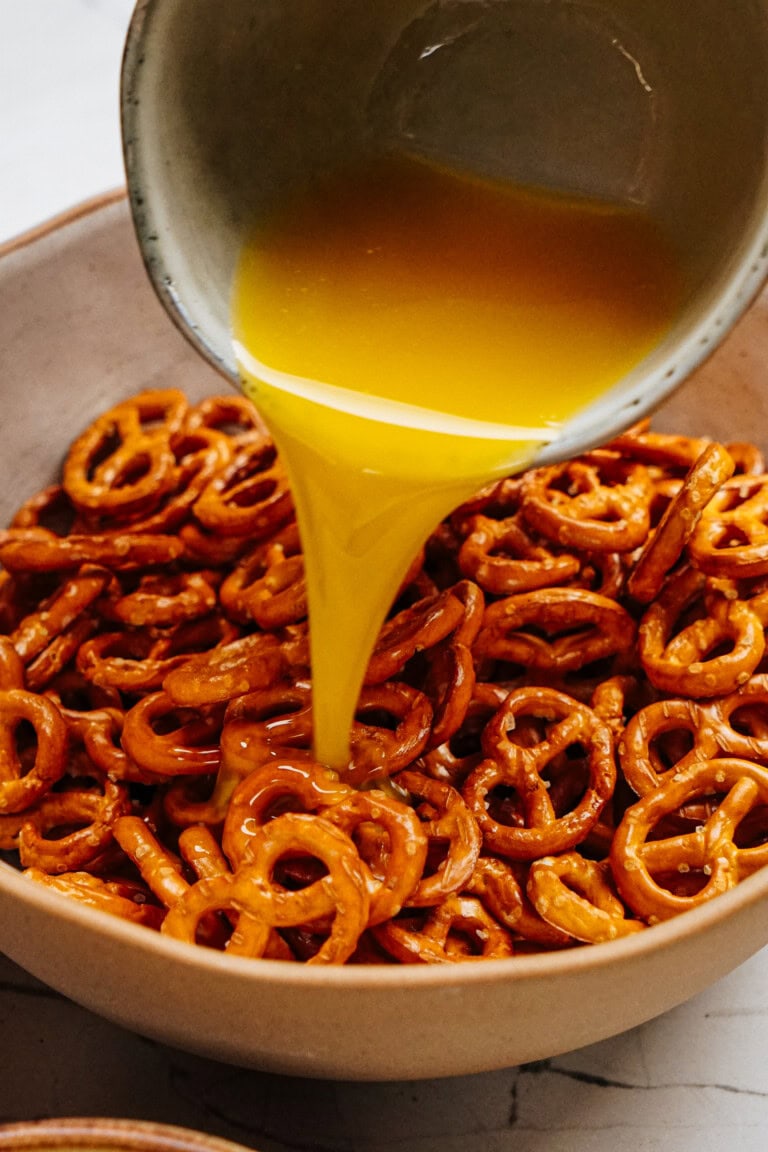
[373,895,514,963]
[688,474,768,577]
[17,775,130,873]
[0,689,69,813]
[610,758,768,921]
[528,853,643,943]
[627,442,735,603]
[638,567,764,697]
[475,587,635,673]
[63,389,187,516]
[458,513,580,595]
[462,687,615,859]
[520,452,653,552]
[192,437,293,539]
[395,770,482,906]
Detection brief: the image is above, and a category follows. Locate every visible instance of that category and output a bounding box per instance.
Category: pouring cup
[121,0,768,464]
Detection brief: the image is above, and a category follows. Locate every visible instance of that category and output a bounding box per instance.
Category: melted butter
[232,152,682,772]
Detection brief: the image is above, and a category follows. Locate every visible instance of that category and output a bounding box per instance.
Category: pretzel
[219,522,306,627]
[77,614,240,694]
[113,815,189,909]
[323,788,428,923]
[193,437,293,539]
[528,854,644,943]
[0,689,69,813]
[462,687,615,859]
[9,567,110,672]
[618,698,717,797]
[611,758,768,921]
[689,473,768,577]
[233,813,372,963]
[222,759,353,868]
[161,632,285,707]
[521,453,653,552]
[0,527,185,573]
[17,775,130,873]
[365,585,469,685]
[475,587,635,673]
[63,389,187,516]
[395,770,482,906]
[120,691,224,778]
[24,868,165,929]
[627,442,735,603]
[638,567,764,696]
[373,895,514,962]
[458,514,581,594]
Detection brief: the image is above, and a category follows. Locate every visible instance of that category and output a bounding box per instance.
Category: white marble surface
[0,3,767,1149]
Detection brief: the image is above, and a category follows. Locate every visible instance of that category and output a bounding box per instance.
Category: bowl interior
[1,198,768,1079]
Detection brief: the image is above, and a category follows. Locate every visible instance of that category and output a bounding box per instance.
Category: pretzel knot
[474,587,635,673]
[373,895,514,963]
[17,775,130,873]
[689,473,768,577]
[618,698,718,796]
[120,691,224,778]
[165,812,372,964]
[627,442,735,603]
[63,389,187,516]
[520,452,652,552]
[457,513,580,595]
[192,437,293,539]
[395,770,482,906]
[219,523,306,627]
[222,759,353,869]
[527,854,644,943]
[611,758,768,921]
[462,687,616,859]
[0,689,69,813]
[638,567,764,697]
[23,868,165,930]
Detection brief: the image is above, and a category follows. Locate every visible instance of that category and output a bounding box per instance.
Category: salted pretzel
[611,758,768,921]
[395,770,482,906]
[457,513,581,595]
[192,437,293,540]
[627,442,735,603]
[23,868,165,929]
[528,854,643,943]
[373,894,514,963]
[638,567,764,697]
[475,587,635,673]
[63,389,188,516]
[520,452,653,552]
[16,774,130,873]
[0,688,69,813]
[462,687,615,859]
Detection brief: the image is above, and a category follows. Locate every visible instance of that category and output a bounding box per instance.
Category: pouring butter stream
[231,151,682,773]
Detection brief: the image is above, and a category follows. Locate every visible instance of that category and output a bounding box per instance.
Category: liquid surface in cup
[232,152,682,771]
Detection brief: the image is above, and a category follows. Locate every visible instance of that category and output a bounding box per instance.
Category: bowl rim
[2,192,768,993]
[0,1118,252,1152]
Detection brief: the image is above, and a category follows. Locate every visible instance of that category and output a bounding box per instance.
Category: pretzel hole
[86,428,122,477]
[724,704,768,739]
[109,452,155,490]
[274,854,329,890]
[484,784,525,828]
[226,477,281,509]
[708,524,753,550]
[649,728,697,771]
[734,804,768,847]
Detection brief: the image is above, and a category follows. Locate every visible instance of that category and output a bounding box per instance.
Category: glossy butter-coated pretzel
[462,686,615,859]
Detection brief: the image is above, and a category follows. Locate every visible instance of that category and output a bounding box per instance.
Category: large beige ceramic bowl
[1,197,768,1080]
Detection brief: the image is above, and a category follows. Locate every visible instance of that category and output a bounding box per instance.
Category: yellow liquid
[232,153,682,771]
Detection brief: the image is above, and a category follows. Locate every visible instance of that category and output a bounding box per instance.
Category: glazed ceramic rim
[0,1119,252,1152]
[2,193,768,995]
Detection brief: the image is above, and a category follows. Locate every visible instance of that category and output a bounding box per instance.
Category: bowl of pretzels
[1,196,768,1080]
